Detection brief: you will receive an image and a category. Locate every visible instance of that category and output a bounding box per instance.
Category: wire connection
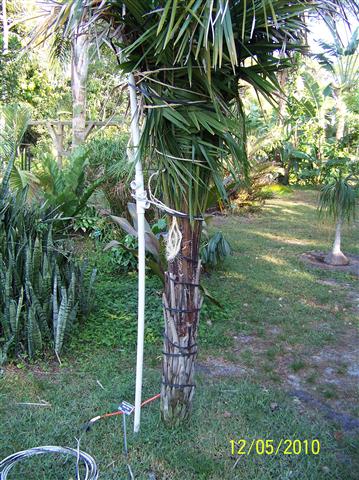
[0,394,160,479]
[85,393,160,431]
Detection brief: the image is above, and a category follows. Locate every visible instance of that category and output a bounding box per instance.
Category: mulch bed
[300,252,359,277]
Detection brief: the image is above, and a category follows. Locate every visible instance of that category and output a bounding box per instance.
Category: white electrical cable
[0,446,99,480]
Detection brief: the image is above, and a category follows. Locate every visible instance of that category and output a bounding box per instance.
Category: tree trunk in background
[71,27,89,149]
[161,218,203,425]
[281,161,291,186]
[324,217,349,266]
[2,0,8,54]
[277,69,288,121]
[317,106,326,163]
[276,68,290,185]
[335,93,346,141]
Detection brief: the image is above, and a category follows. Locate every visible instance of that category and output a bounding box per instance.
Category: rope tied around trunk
[162,305,202,314]
[168,277,200,287]
[162,331,198,353]
[146,170,204,261]
[161,380,195,389]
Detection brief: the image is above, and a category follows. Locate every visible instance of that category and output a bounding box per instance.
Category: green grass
[0,351,357,480]
[203,189,358,354]
[1,189,358,479]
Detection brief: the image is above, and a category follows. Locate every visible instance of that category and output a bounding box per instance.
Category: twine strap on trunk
[162,350,197,357]
[161,381,195,389]
[163,331,198,352]
[162,305,201,314]
[168,277,200,287]
[180,254,198,264]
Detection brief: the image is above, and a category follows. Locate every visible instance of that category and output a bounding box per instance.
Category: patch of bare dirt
[196,356,249,377]
[198,322,359,431]
[317,278,359,315]
[301,252,359,277]
[2,360,64,382]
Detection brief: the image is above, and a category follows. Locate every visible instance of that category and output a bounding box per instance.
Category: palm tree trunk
[161,218,203,425]
[332,217,342,255]
[71,28,89,149]
[324,216,349,265]
[335,93,346,141]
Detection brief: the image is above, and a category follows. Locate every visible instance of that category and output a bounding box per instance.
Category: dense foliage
[0,104,97,364]
[1,2,358,367]
[0,192,97,364]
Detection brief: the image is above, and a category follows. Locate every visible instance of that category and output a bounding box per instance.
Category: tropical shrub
[106,234,139,272]
[35,148,106,218]
[0,191,97,364]
[72,205,118,242]
[0,104,96,364]
[84,136,132,216]
[201,232,232,271]
[318,159,358,265]
[226,162,283,212]
[106,203,165,276]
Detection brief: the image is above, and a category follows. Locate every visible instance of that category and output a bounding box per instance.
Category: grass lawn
[1,189,358,479]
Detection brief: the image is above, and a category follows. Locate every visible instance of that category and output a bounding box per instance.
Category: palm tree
[315,21,359,141]
[70,20,89,148]
[319,170,357,265]
[31,2,91,150]
[32,0,350,425]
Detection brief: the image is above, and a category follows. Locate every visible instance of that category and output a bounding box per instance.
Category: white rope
[145,170,205,261]
[165,217,182,261]
[147,170,203,221]
[0,446,98,480]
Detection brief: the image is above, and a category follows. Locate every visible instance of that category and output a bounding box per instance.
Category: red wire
[140,393,161,407]
[97,393,161,420]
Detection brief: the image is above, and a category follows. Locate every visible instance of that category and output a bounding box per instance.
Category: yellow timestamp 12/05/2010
[230,439,321,456]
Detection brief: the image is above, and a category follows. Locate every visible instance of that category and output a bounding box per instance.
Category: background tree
[70,20,89,148]
[315,22,359,141]
[1,0,8,53]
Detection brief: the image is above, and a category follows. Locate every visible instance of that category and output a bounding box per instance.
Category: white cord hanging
[165,216,182,261]
[146,170,204,261]
[147,170,204,221]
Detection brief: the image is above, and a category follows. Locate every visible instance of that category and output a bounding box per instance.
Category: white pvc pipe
[128,73,146,433]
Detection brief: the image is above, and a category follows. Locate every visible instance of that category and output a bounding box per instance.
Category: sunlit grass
[1,189,358,479]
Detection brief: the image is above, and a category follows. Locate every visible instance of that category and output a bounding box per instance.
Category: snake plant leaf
[55,287,69,354]
[110,215,138,237]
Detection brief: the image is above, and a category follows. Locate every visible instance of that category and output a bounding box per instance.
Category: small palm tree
[319,170,357,265]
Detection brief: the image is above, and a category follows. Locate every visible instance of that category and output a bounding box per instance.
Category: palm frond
[319,175,358,222]
[0,104,31,196]
[30,0,321,217]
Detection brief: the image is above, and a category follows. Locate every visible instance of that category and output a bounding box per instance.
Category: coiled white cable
[0,446,99,480]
